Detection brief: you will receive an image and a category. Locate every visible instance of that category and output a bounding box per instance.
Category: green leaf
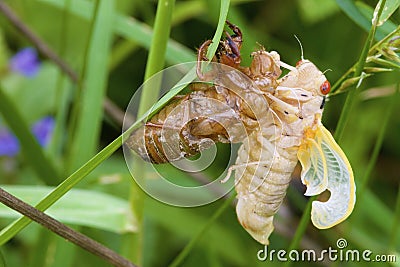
[355,1,397,34]
[378,0,400,26]
[336,0,396,40]
[0,185,136,233]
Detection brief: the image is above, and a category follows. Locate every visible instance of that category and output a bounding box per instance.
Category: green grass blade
[206,0,231,60]
[142,0,176,100]
[109,0,205,72]
[67,0,114,172]
[378,0,400,25]
[114,14,194,64]
[356,1,398,34]
[0,86,60,185]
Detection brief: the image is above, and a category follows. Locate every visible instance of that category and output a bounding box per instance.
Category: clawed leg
[196,21,244,80]
[218,20,243,67]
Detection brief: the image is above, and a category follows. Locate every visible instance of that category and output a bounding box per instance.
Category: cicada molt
[126,21,356,245]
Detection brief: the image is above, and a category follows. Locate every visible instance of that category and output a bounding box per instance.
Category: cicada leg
[218,20,243,68]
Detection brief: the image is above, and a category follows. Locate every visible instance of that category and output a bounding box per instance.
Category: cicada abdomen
[234,121,299,244]
[126,21,282,164]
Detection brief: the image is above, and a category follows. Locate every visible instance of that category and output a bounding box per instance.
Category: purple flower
[31,116,55,147]
[0,128,20,157]
[0,116,55,157]
[9,47,40,77]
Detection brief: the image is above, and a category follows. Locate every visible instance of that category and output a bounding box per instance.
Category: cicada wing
[310,125,356,229]
[298,135,328,196]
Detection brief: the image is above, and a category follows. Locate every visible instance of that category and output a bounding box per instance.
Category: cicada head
[295,59,330,97]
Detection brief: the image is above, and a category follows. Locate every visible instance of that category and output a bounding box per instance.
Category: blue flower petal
[0,128,20,157]
[31,116,55,147]
[9,47,41,77]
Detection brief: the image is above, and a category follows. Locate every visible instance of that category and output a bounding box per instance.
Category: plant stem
[127,0,175,265]
[0,188,137,267]
[334,0,387,143]
[0,131,124,245]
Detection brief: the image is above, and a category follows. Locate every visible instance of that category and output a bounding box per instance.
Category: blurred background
[0,0,399,266]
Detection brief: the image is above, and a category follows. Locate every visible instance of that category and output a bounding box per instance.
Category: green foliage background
[0,0,399,266]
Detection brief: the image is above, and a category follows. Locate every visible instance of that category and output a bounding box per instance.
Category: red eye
[320,80,331,95]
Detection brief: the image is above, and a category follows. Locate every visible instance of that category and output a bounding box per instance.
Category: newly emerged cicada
[126,22,356,245]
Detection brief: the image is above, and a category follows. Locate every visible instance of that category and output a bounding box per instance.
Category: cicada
[233,58,355,244]
[126,22,356,245]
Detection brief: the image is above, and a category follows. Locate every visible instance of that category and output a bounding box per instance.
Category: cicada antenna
[294,34,304,60]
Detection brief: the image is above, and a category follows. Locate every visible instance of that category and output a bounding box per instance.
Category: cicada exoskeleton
[126,21,282,164]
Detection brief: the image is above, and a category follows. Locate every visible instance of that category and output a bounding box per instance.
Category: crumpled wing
[298,125,356,229]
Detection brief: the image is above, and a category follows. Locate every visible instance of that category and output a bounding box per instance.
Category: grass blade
[67,0,114,171]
